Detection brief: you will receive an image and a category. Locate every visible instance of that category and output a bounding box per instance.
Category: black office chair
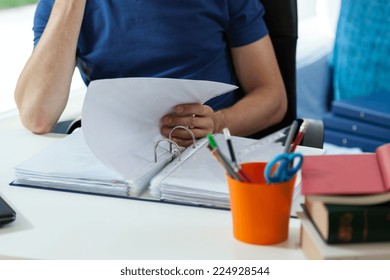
[54,0,324,148]
[51,117,81,134]
[247,0,297,139]
[252,0,324,148]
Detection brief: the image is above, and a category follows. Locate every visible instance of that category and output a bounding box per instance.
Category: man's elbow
[17,105,55,134]
[274,89,288,124]
[15,91,57,134]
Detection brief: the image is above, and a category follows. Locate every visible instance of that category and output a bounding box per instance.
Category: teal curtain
[332,0,390,100]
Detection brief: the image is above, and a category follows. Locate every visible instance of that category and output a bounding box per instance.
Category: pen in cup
[290,121,309,152]
[279,119,300,170]
[207,144,240,181]
[222,128,252,183]
[207,134,242,181]
[207,134,250,183]
[223,128,237,165]
[284,120,299,154]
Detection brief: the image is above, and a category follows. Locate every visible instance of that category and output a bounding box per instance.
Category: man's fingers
[162,115,213,130]
[161,126,211,139]
[174,104,213,117]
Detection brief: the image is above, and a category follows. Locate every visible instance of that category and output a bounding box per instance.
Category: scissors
[264,152,303,183]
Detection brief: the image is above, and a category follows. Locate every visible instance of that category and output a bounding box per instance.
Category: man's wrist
[213,110,227,134]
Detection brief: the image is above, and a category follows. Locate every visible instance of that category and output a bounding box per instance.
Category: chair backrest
[251,0,298,139]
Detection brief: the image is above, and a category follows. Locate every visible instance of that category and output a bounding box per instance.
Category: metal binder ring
[168,125,196,150]
[154,138,181,163]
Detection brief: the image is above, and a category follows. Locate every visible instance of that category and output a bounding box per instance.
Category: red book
[301,143,390,205]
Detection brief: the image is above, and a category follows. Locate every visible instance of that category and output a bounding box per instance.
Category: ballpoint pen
[223,128,237,165]
[206,144,240,181]
[207,134,243,182]
[222,128,252,183]
[284,119,299,153]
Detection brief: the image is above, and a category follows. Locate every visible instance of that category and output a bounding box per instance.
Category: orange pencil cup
[227,162,296,245]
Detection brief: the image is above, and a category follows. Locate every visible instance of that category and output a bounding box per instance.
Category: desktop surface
[0,96,305,260]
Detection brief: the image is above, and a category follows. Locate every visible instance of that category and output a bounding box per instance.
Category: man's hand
[161,103,223,147]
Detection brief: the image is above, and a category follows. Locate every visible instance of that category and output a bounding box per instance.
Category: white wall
[298,0,341,35]
[0,5,85,116]
[296,0,341,67]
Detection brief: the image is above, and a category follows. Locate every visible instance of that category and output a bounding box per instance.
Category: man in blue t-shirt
[15,0,287,147]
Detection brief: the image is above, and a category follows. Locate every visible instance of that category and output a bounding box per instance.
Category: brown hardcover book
[304,198,390,244]
[298,212,390,260]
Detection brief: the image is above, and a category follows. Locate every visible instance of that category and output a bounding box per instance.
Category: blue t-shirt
[33,0,268,110]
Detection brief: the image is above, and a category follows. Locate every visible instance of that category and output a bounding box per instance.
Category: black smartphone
[0,195,16,226]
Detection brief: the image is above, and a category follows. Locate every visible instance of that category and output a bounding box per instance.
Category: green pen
[207,134,242,181]
[207,134,218,150]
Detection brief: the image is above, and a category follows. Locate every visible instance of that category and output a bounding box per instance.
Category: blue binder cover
[332,92,390,128]
[324,129,387,152]
[323,113,390,142]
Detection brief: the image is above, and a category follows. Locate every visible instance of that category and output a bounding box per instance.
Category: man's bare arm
[161,35,287,146]
[15,0,87,133]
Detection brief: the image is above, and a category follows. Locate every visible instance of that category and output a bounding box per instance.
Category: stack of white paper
[149,135,294,208]
[13,129,172,197]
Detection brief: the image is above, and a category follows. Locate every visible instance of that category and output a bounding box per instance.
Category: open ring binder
[12,78,248,207]
[168,125,196,149]
[154,138,181,163]
[154,126,197,163]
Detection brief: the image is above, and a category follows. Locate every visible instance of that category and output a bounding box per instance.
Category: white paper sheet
[82,77,237,180]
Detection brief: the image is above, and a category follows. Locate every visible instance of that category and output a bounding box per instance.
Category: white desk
[0,96,305,260]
